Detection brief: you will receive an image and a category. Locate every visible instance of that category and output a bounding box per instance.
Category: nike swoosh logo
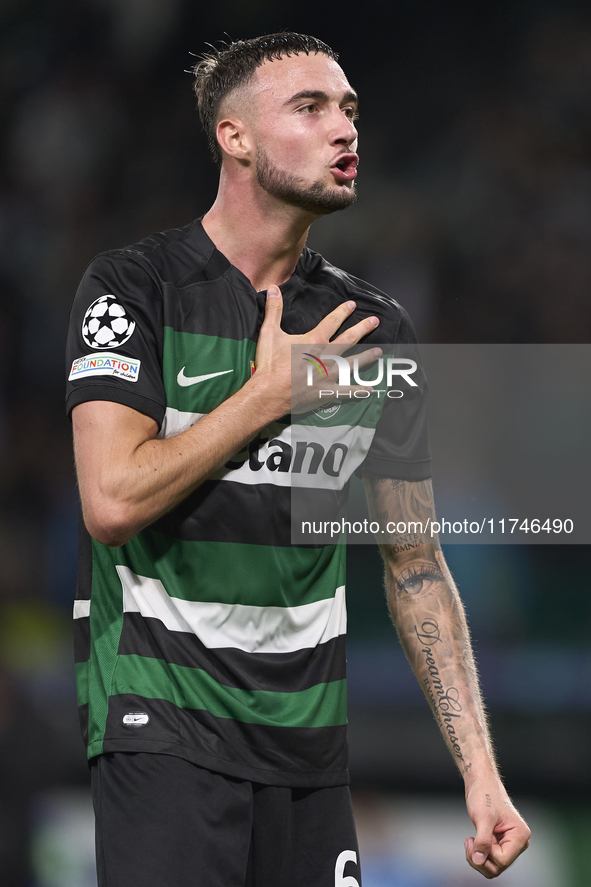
[177,368,233,387]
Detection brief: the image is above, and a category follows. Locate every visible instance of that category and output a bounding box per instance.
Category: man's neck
[202,170,317,292]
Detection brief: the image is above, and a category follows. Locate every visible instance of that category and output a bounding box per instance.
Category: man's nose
[331,111,358,148]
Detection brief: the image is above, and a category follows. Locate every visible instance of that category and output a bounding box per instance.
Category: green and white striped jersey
[66,219,431,786]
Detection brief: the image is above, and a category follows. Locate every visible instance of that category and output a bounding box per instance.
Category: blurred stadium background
[1,0,591,884]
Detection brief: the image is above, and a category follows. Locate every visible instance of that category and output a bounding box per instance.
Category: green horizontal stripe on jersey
[85,542,126,755]
[110,533,345,607]
[111,654,348,728]
[75,660,89,706]
[162,328,256,413]
[296,400,385,430]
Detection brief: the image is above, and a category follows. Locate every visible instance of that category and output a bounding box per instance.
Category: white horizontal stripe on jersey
[158,407,207,438]
[73,600,91,619]
[116,566,346,654]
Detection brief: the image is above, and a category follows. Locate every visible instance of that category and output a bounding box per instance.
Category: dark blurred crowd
[0,1,590,882]
[310,12,591,345]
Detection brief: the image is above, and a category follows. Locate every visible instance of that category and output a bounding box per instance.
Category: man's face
[246,52,359,216]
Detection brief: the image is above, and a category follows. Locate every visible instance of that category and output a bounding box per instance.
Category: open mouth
[331,153,359,182]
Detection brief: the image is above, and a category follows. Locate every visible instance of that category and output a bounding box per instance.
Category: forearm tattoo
[415,618,464,763]
[364,475,492,774]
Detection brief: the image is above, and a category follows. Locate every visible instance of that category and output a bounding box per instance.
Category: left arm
[363,474,531,879]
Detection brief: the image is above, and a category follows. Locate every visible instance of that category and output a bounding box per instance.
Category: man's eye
[343,107,357,119]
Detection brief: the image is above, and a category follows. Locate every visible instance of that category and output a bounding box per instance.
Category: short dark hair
[192,32,339,165]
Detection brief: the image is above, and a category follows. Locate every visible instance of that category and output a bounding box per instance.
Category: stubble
[255,147,357,216]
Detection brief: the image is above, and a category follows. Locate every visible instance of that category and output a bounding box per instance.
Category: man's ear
[216,117,253,163]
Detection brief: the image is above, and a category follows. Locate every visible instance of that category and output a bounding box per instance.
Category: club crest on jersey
[82,295,136,349]
[313,404,341,421]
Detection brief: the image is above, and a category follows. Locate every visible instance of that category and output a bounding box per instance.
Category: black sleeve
[360,307,432,480]
[65,251,166,427]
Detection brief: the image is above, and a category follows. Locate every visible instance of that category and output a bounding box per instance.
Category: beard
[255,147,357,216]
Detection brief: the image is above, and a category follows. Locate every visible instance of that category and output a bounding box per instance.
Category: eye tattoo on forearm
[395,563,443,595]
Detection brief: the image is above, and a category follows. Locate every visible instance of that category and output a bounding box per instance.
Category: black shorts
[91,752,361,887]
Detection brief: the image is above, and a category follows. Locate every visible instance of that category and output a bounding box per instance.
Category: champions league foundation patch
[69,353,141,382]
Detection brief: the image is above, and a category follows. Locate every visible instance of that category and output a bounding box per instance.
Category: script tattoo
[363,476,442,561]
[415,618,464,763]
[486,793,492,808]
[423,675,443,730]
[365,477,436,530]
[391,533,424,555]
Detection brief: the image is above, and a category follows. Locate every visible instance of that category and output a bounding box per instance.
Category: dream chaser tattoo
[414,618,464,763]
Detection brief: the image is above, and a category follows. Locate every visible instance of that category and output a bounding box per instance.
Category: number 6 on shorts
[335,850,360,887]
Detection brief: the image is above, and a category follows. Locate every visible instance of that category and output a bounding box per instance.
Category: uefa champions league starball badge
[82,295,136,349]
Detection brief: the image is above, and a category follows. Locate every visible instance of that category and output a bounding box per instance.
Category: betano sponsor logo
[160,414,373,490]
[226,432,349,478]
[218,422,376,491]
[69,352,140,382]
